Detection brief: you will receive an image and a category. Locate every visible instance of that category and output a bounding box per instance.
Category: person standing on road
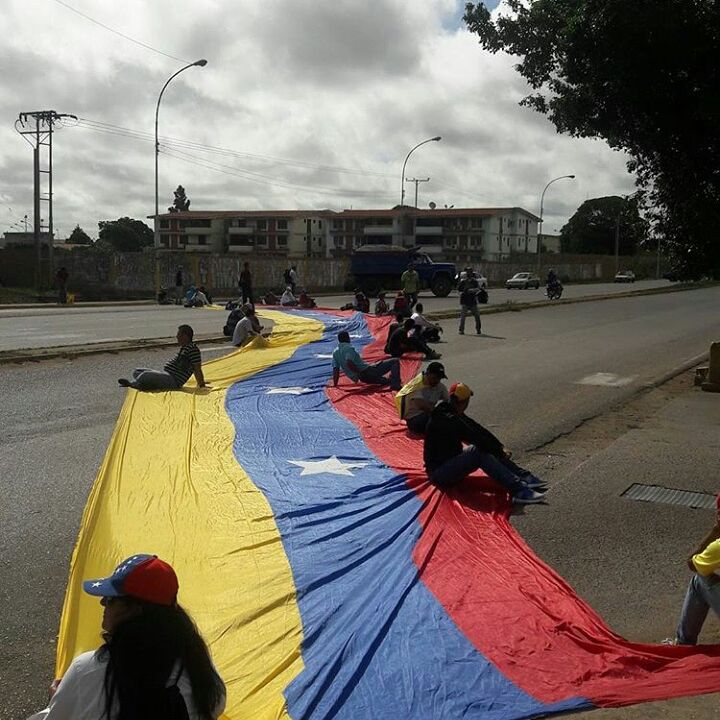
[239,261,253,306]
[395,362,449,433]
[174,267,184,305]
[118,324,206,391]
[27,554,226,720]
[423,382,546,504]
[401,263,421,309]
[665,494,720,645]
[56,267,69,304]
[459,279,482,335]
[332,330,402,391]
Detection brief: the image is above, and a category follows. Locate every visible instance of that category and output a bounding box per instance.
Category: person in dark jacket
[423,382,546,504]
[385,318,441,360]
[459,279,482,335]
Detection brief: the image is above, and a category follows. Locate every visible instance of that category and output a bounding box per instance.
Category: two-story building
[154,206,540,262]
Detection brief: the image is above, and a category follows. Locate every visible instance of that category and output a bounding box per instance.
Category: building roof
[153,207,542,222]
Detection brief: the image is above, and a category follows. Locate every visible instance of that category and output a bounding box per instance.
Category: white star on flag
[314,353,334,359]
[266,387,313,395]
[288,456,370,477]
[349,333,364,339]
[92,582,102,587]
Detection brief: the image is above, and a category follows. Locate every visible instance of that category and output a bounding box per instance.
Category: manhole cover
[622,484,716,510]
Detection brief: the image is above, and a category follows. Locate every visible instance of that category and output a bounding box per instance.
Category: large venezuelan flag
[57,309,720,719]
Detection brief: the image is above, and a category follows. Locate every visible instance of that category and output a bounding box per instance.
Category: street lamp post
[400,136,441,207]
[154,59,207,249]
[536,174,575,274]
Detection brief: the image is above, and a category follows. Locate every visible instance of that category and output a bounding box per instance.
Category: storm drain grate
[622,484,716,510]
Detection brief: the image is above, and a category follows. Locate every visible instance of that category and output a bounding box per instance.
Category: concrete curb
[643,351,710,389]
[0,333,229,365]
[424,281,718,322]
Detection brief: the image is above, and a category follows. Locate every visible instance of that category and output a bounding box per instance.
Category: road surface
[0,280,671,352]
[2,286,719,717]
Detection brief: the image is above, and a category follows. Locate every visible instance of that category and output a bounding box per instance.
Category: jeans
[676,573,720,644]
[428,446,526,494]
[131,368,179,391]
[358,359,401,390]
[459,304,482,334]
[406,412,431,434]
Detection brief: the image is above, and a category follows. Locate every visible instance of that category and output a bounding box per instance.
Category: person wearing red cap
[29,554,225,720]
[423,382,547,504]
[666,495,720,644]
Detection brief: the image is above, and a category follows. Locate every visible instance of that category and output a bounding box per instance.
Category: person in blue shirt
[332,331,402,391]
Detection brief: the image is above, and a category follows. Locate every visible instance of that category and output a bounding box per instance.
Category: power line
[49,0,190,63]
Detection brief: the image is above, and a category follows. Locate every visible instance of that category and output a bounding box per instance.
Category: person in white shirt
[28,554,225,720]
[410,303,442,343]
[281,287,298,306]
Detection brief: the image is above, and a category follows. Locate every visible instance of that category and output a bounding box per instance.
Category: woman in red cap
[29,554,225,719]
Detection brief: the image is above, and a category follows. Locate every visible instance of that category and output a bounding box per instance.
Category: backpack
[393,373,426,418]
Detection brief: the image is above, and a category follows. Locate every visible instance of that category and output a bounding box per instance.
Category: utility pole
[405,177,430,208]
[15,110,76,289]
[614,213,621,274]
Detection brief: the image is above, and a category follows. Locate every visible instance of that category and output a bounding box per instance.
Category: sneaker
[661,637,678,646]
[118,378,131,387]
[512,487,546,505]
[522,475,546,489]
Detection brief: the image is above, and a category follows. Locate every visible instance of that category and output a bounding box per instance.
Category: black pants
[240,286,253,305]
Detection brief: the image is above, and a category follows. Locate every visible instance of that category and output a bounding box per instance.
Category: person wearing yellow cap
[28,554,226,720]
[423,382,547,504]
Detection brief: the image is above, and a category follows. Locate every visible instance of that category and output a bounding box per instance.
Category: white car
[614,270,636,283]
[456,270,488,289]
[505,272,541,289]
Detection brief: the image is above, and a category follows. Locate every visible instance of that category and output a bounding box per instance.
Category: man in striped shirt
[118,325,206,391]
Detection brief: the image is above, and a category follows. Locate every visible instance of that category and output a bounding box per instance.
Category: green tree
[560,196,648,255]
[97,217,154,252]
[464,0,720,277]
[168,185,191,213]
[66,224,92,245]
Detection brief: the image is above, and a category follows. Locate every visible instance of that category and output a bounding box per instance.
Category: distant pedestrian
[56,267,69,304]
[27,554,226,720]
[289,265,299,293]
[665,494,720,645]
[332,330,401,391]
[424,382,546,504]
[401,263,421,309]
[174,267,183,305]
[239,261,253,306]
[281,287,298,306]
[411,303,442,343]
[118,324,206,391]
[385,318,441,360]
[459,279,482,335]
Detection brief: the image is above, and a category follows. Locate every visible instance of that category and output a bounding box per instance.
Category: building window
[230,219,247,227]
[257,220,267,230]
[277,235,288,246]
[256,235,268,247]
[277,219,288,230]
[318,220,323,229]
[198,237,206,246]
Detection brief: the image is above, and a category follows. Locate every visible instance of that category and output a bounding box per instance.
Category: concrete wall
[1,246,668,299]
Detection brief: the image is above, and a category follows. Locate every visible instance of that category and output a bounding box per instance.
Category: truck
[348,245,456,297]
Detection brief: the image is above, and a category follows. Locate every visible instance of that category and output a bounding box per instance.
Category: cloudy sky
[0,0,636,240]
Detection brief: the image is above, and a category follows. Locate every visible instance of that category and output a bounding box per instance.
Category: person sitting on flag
[665,494,720,645]
[298,290,317,308]
[374,291,390,316]
[424,382,547,504]
[385,318,441,360]
[393,291,410,320]
[332,331,401,391]
[118,324,206,391]
[232,304,263,347]
[394,362,449,434]
[281,286,298,306]
[28,554,226,720]
[411,303,442,343]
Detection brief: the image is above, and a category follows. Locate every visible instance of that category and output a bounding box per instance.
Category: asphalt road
[2,286,719,717]
[0,279,671,351]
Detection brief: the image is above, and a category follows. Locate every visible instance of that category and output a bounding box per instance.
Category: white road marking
[574,372,637,387]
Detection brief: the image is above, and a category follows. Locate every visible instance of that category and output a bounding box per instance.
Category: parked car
[505,272,541,289]
[614,270,636,283]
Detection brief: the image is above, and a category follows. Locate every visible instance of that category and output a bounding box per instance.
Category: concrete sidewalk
[518,372,720,718]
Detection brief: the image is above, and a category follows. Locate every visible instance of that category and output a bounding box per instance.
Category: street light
[536,174,575,274]
[400,136,441,207]
[154,59,207,248]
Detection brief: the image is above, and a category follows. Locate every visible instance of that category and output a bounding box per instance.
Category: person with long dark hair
[29,554,226,720]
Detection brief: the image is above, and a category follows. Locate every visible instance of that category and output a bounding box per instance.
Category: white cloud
[0,0,635,239]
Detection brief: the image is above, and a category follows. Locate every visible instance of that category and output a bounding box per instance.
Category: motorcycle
[546,282,563,300]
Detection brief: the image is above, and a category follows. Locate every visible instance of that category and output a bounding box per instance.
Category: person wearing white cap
[28,554,225,720]
[423,382,547,504]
